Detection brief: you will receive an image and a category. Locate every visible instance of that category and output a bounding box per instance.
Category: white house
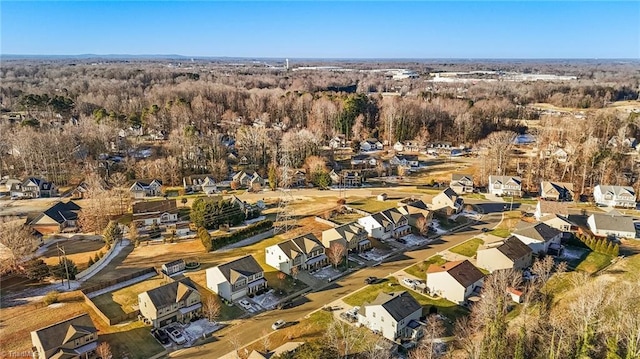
[129,179,163,198]
[534,201,569,221]
[357,208,410,240]
[593,185,637,208]
[161,259,186,276]
[206,255,267,302]
[360,138,383,152]
[358,291,423,341]
[183,174,217,194]
[265,233,327,275]
[587,213,636,239]
[431,187,464,214]
[512,222,562,254]
[389,155,419,168]
[450,174,474,195]
[138,279,201,328]
[329,136,346,149]
[393,141,405,152]
[488,175,522,197]
[426,260,485,305]
[476,236,533,273]
[132,199,178,227]
[351,154,378,167]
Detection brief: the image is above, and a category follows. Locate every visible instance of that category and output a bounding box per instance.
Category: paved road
[168,213,502,358]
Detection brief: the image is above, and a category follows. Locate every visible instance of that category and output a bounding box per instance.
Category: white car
[272,320,286,330]
[238,299,253,311]
[167,329,186,345]
[403,278,416,287]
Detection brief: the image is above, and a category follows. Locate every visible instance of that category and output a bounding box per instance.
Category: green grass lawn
[489,228,511,238]
[101,321,165,359]
[575,252,613,274]
[348,197,399,213]
[464,193,486,200]
[343,277,469,323]
[449,238,484,257]
[91,276,168,319]
[405,255,447,279]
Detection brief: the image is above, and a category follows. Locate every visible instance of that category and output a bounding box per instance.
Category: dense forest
[0,59,639,192]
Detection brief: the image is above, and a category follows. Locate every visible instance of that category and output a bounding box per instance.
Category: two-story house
[397,199,433,229]
[540,181,574,202]
[351,154,378,167]
[534,200,574,232]
[431,187,464,214]
[593,185,637,208]
[13,177,57,198]
[587,213,636,239]
[357,291,423,342]
[31,313,98,359]
[138,278,202,328]
[476,236,533,273]
[488,175,522,197]
[389,155,419,169]
[129,179,163,199]
[322,222,370,252]
[27,201,82,235]
[183,174,217,194]
[232,171,264,188]
[206,255,267,302]
[450,174,474,195]
[511,222,562,254]
[265,233,327,275]
[426,260,485,305]
[132,199,179,227]
[330,170,362,188]
[358,208,410,240]
[360,138,383,152]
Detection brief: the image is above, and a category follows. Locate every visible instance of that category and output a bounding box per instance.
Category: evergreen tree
[612,244,620,257]
[198,227,212,252]
[51,258,78,280]
[23,259,50,281]
[94,253,100,262]
[102,221,122,245]
[606,241,615,256]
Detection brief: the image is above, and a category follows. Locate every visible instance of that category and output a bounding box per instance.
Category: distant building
[488,175,522,197]
[540,181,574,202]
[450,174,474,195]
[129,179,163,198]
[593,185,637,208]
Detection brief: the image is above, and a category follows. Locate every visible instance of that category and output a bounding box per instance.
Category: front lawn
[448,238,484,257]
[464,193,486,200]
[90,276,168,320]
[405,255,447,279]
[489,228,511,238]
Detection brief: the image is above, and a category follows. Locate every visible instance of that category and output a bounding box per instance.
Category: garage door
[159,315,177,327]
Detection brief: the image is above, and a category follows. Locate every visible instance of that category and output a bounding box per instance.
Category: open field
[342,277,469,323]
[448,238,484,257]
[405,255,447,279]
[574,252,613,274]
[41,237,107,271]
[347,196,399,213]
[90,275,169,320]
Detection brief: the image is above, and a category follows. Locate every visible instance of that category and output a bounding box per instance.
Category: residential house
[360,138,383,152]
[291,170,307,188]
[402,141,424,153]
[229,195,263,219]
[328,136,346,149]
[206,255,267,302]
[162,259,186,275]
[397,199,433,229]
[232,171,264,189]
[0,178,21,196]
[389,155,419,168]
[138,278,202,328]
[357,291,423,341]
[393,141,405,152]
[476,236,533,273]
[322,222,370,253]
[357,208,410,240]
[432,187,464,214]
[330,170,362,187]
[265,233,327,275]
[12,177,57,198]
[534,200,570,221]
[167,222,191,237]
[426,260,485,305]
[70,182,90,200]
[450,174,474,195]
[488,175,522,197]
[540,181,574,202]
[31,313,98,359]
[587,213,636,239]
[27,201,81,235]
[540,214,575,233]
[512,222,562,254]
[593,185,637,208]
[183,174,217,194]
[351,154,378,167]
[129,179,163,199]
[132,199,178,226]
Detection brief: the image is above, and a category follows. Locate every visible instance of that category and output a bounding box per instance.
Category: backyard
[41,236,107,271]
[448,238,484,258]
[90,276,169,321]
[347,197,399,213]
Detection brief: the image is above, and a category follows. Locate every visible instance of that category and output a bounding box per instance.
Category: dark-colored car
[396,238,407,244]
[152,328,170,345]
[278,300,294,310]
[481,228,490,232]
[365,276,378,284]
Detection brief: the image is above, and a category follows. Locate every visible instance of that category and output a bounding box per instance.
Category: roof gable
[143,278,198,309]
[217,255,264,283]
[31,314,97,353]
[367,291,422,322]
[513,222,561,242]
[427,260,484,288]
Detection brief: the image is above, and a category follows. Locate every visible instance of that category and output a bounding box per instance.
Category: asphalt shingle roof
[427,260,485,288]
[367,291,422,322]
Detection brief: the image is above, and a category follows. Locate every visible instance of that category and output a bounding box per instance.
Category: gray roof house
[593,185,637,208]
[477,236,533,273]
[450,174,474,194]
[138,278,202,328]
[426,260,485,304]
[358,291,423,341]
[322,221,370,252]
[488,175,522,197]
[265,233,327,275]
[587,213,636,239]
[512,222,562,254]
[31,313,98,359]
[540,181,574,202]
[206,255,267,302]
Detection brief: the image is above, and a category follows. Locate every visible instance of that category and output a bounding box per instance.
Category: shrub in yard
[43,291,59,305]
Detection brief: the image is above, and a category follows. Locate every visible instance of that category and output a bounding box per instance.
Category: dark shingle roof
[496,236,532,260]
[31,314,97,354]
[427,260,485,288]
[217,255,264,283]
[34,201,81,225]
[368,291,422,322]
[144,278,198,309]
[132,199,177,214]
[513,222,561,242]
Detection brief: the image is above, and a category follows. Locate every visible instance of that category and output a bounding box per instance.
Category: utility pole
[58,244,71,289]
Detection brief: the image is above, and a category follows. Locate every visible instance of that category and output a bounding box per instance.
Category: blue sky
[1,1,638,58]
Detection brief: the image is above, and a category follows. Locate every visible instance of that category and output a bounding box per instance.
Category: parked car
[167,329,186,345]
[481,228,490,232]
[152,328,170,345]
[396,238,407,244]
[272,320,286,330]
[278,300,294,310]
[402,278,416,287]
[238,299,253,311]
[365,276,378,284]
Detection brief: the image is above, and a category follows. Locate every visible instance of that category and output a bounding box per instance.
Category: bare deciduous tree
[96,342,112,359]
[203,295,221,323]
[0,218,36,273]
[327,242,346,269]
